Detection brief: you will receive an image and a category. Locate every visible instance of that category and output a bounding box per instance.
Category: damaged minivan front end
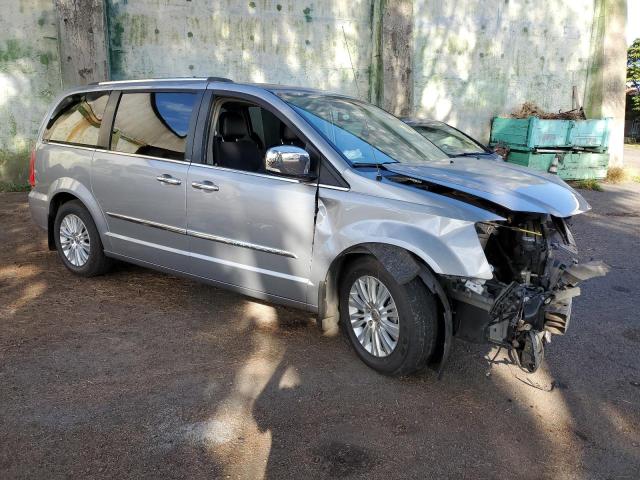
[278,89,608,376]
[447,214,608,372]
[381,160,609,373]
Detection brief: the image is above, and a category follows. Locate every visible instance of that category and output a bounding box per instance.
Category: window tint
[43,92,109,147]
[110,92,198,161]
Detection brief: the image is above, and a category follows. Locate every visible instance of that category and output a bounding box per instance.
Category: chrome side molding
[106,212,296,258]
[187,230,297,258]
[106,212,186,234]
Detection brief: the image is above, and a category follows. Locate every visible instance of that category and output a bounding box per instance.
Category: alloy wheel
[59,213,91,267]
[348,275,400,357]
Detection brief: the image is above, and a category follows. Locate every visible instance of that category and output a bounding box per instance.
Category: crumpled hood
[385,158,590,217]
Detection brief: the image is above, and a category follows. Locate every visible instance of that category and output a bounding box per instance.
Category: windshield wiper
[351,161,396,167]
[453,152,490,157]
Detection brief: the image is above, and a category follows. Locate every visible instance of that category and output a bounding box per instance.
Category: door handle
[156,174,182,185]
[191,181,219,192]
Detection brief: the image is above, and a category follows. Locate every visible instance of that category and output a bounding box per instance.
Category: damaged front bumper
[444,216,609,373]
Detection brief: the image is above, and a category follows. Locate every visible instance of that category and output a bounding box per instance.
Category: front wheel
[339,256,439,376]
[54,200,112,277]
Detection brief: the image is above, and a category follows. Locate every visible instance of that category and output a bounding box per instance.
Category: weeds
[0,182,30,192]
[606,167,631,183]
[604,166,640,184]
[572,179,603,191]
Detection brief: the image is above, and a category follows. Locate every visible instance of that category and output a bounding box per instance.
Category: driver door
[186,94,317,305]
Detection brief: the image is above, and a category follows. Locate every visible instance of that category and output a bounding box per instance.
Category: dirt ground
[1,185,639,480]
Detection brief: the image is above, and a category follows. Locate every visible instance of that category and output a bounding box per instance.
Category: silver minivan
[28,77,606,376]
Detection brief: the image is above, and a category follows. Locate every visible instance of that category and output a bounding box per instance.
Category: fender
[312,193,493,286]
[311,190,471,375]
[47,177,112,251]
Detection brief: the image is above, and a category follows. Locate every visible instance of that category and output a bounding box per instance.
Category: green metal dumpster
[490,117,572,150]
[507,151,609,180]
[490,117,610,151]
[568,118,610,151]
[490,116,611,180]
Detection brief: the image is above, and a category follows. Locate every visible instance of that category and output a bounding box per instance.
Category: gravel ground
[0,186,639,479]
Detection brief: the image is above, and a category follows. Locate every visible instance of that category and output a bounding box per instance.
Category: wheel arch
[317,242,453,374]
[47,179,111,251]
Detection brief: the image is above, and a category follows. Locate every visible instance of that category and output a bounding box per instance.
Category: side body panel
[187,164,317,304]
[91,151,190,272]
[28,142,113,250]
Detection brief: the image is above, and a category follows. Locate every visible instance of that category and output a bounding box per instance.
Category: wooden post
[54,0,109,86]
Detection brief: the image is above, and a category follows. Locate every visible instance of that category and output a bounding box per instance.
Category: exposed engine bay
[444,214,609,373]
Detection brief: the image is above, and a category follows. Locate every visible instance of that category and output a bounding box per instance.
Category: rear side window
[43,92,109,147]
[110,92,198,161]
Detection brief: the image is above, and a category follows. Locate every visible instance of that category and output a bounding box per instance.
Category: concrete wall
[106,0,373,97]
[0,0,628,185]
[0,1,62,185]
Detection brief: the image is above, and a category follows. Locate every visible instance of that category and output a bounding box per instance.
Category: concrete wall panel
[0,1,62,185]
[105,0,373,98]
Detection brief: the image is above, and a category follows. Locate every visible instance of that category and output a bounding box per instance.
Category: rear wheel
[54,200,112,277]
[339,256,439,376]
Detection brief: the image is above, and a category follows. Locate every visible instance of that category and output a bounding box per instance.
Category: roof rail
[92,77,208,86]
[206,77,234,83]
[86,77,233,87]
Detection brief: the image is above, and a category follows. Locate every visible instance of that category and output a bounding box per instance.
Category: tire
[54,200,112,277]
[339,256,439,376]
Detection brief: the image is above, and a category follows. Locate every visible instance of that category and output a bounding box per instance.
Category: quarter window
[110,92,198,161]
[43,92,109,147]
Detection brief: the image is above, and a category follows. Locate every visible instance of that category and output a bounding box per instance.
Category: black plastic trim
[206,77,234,83]
[99,91,120,149]
[192,90,214,165]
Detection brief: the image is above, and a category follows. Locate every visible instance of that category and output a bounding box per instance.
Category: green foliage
[0,149,30,185]
[628,39,640,112]
[0,181,30,192]
[572,179,603,191]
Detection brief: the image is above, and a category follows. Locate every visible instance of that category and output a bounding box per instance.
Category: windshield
[276,92,447,165]
[412,123,486,156]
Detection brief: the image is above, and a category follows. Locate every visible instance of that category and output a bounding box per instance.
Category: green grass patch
[0,181,30,192]
[571,179,603,191]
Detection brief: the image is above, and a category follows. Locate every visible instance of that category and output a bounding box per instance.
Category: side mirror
[265,146,312,178]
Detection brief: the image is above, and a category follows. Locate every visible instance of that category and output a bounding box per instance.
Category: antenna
[342,26,360,98]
